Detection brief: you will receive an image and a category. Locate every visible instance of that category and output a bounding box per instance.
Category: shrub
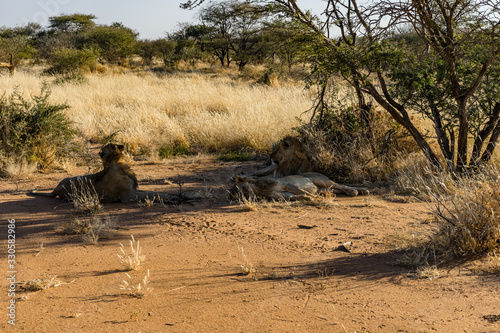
[46,47,99,74]
[296,105,418,183]
[0,85,73,170]
[390,170,500,268]
[433,175,500,257]
[158,141,191,158]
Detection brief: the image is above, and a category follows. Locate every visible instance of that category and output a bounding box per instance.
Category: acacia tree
[199,0,269,69]
[182,0,500,172]
[49,14,96,33]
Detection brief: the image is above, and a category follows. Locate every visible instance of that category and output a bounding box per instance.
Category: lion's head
[269,136,312,177]
[99,143,125,167]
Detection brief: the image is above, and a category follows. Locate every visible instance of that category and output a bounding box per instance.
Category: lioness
[30,143,179,203]
[229,172,368,201]
[251,136,312,177]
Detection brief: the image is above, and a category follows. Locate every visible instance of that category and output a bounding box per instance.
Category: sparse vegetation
[60,215,116,244]
[117,235,146,271]
[67,177,103,215]
[388,169,500,268]
[218,151,254,162]
[238,246,256,276]
[118,269,153,298]
[20,274,63,292]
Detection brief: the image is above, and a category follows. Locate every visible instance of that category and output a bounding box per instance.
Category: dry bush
[391,153,457,201]
[1,157,38,179]
[432,174,500,256]
[389,168,500,268]
[68,177,102,215]
[297,107,419,183]
[60,215,116,244]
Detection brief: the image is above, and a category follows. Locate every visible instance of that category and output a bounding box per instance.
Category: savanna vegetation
[1,0,499,269]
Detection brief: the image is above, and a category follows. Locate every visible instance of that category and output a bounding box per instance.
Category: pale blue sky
[0,0,326,40]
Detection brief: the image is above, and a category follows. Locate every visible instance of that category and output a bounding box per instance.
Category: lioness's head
[99,143,125,167]
[228,176,279,201]
[228,176,257,201]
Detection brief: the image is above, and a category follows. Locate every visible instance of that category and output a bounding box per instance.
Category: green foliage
[153,39,178,68]
[49,14,97,32]
[158,142,191,158]
[46,47,99,74]
[0,85,74,169]
[85,24,138,63]
[137,39,156,65]
[218,151,254,162]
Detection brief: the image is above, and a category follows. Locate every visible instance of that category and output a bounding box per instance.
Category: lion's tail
[27,190,55,198]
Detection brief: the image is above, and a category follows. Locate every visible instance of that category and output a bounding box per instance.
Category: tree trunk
[470,102,500,168]
[456,98,469,171]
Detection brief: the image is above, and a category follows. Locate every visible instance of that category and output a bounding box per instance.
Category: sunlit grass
[1,69,313,155]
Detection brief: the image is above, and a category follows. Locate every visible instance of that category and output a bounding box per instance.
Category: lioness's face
[99,143,124,164]
[228,176,256,201]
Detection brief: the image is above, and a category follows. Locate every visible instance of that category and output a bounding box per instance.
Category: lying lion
[230,172,368,201]
[250,136,312,177]
[30,143,182,203]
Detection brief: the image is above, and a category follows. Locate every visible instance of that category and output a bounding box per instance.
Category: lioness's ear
[235,176,245,183]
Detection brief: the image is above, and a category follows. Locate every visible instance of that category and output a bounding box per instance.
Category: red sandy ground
[0,156,499,333]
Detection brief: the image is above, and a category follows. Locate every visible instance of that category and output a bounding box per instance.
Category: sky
[0,0,326,40]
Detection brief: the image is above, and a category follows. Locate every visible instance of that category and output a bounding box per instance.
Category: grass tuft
[21,274,63,291]
[117,235,146,271]
[119,269,153,298]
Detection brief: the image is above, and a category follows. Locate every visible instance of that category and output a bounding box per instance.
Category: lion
[30,143,180,203]
[229,172,368,201]
[250,136,312,177]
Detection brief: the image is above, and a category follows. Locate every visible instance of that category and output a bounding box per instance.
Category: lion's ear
[282,140,289,148]
[235,176,245,183]
[117,144,125,151]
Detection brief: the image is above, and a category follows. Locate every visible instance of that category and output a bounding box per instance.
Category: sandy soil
[1,156,499,333]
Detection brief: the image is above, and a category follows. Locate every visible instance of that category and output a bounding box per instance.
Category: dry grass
[391,153,457,201]
[432,173,500,256]
[388,166,500,268]
[68,177,103,215]
[1,70,312,155]
[20,274,63,292]
[118,269,153,298]
[60,215,116,244]
[238,246,256,276]
[406,265,442,280]
[1,157,38,179]
[117,235,146,271]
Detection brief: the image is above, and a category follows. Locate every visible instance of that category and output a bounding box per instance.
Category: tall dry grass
[0,69,313,154]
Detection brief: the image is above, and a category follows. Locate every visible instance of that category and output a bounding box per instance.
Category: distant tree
[153,38,178,68]
[263,18,318,70]
[199,0,269,69]
[138,39,156,65]
[199,3,233,67]
[48,14,97,32]
[46,47,99,74]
